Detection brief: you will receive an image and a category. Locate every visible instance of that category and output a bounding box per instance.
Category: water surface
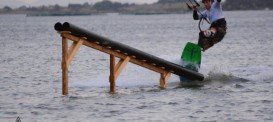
[0,11,273,121]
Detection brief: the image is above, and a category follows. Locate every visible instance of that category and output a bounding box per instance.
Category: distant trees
[3,6,12,12]
[54,4,61,11]
[1,0,273,15]
[18,6,27,11]
[158,0,187,3]
[223,0,273,10]
[83,2,92,8]
[93,0,133,11]
[68,4,82,10]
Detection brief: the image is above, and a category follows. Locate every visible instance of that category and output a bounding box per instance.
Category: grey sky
[1,0,158,8]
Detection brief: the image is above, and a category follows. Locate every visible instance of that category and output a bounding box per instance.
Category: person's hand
[192,5,197,11]
[203,30,212,37]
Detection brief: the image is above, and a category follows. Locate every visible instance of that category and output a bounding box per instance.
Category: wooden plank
[130,59,165,74]
[114,56,130,79]
[62,37,68,95]
[68,41,77,56]
[66,39,83,67]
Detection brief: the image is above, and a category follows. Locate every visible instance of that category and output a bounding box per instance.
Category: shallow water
[1,10,273,121]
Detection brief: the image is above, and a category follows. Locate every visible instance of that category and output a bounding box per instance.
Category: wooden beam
[61,33,167,74]
[62,36,68,95]
[66,39,83,68]
[114,56,130,79]
[68,41,77,55]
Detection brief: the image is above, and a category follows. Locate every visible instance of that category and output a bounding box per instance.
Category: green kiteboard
[180,42,202,86]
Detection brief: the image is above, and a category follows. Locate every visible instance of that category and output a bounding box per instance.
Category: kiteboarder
[192,0,227,51]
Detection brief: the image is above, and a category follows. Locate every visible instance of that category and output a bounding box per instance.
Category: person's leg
[198,30,215,51]
[198,27,224,51]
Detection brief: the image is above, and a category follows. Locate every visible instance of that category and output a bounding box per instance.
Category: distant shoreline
[1,1,273,16]
[0,9,272,17]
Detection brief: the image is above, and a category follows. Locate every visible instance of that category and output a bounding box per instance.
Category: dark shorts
[198,18,227,50]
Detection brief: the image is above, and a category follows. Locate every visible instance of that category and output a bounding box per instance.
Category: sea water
[0,10,273,121]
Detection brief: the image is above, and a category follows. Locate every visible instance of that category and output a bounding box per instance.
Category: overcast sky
[1,0,159,8]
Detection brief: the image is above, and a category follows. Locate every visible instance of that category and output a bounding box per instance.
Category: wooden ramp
[54,22,204,95]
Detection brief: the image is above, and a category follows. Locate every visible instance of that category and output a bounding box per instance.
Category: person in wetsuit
[192,0,227,51]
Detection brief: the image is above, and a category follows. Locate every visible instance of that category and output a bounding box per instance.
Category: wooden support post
[109,55,130,93]
[109,55,116,93]
[62,36,68,95]
[160,72,171,89]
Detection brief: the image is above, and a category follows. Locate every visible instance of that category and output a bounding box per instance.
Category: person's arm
[192,6,201,20]
[193,10,208,20]
[214,0,222,9]
[193,10,199,20]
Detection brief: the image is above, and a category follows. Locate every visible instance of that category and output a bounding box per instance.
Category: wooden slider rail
[61,32,171,95]
[55,22,204,95]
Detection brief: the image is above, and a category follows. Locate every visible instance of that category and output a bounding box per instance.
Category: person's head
[202,0,213,10]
